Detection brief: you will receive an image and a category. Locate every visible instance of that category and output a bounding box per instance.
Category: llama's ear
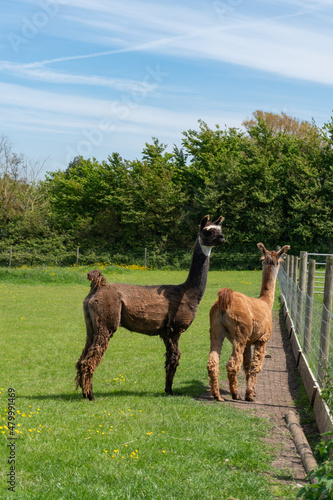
[200,215,210,230]
[277,245,290,258]
[212,215,225,226]
[257,242,267,255]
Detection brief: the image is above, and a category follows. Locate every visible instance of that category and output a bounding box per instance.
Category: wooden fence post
[286,254,290,276]
[318,255,333,385]
[303,259,315,355]
[296,252,307,334]
[9,246,12,270]
[284,255,290,304]
[291,256,298,320]
[76,247,79,267]
[288,255,294,306]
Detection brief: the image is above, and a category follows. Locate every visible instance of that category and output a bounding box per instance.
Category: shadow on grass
[18,380,207,402]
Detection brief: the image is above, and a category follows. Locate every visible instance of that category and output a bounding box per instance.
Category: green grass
[1,266,299,499]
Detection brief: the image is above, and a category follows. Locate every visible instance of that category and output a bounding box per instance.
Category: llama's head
[257,243,290,270]
[87,269,107,290]
[199,215,226,250]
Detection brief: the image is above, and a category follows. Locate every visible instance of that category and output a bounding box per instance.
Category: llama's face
[199,216,226,249]
[262,252,281,274]
[258,244,290,270]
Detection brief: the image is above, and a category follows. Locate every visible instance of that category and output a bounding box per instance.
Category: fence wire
[278,265,333,389]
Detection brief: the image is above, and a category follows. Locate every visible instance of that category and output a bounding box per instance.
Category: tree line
[1,110,333,268]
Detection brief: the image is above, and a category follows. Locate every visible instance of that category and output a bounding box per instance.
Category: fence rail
[0,245,262,271]
[278,253,333,436]
[306,252,331,294]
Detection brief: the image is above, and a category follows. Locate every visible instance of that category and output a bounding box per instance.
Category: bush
[297,434,333,499]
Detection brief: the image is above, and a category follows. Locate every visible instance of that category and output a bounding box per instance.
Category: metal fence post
[303,259,315,355]
[9,246,12,269]
[296,252,307,334]
[318,255,333,385]
[76,247,79,267]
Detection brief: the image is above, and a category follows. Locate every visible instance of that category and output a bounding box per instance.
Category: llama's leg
[75,306,95,395]
[245,341,266,401]
[78,296,121,400]
[164,333,182,395]
[80,327,112,400]
[243,345,258,398]
[226,339,246,400]
[207,307,226,401]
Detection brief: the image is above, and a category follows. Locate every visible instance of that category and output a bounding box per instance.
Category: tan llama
[207,242,290,402]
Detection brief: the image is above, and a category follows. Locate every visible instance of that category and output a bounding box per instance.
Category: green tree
[0,136,48,241]
[121,139,187,247]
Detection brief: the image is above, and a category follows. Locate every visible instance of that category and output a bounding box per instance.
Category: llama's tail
[217,288,233,311]
[87,269,107,290]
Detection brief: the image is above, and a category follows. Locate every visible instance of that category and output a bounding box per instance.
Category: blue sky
[1,0,333,177]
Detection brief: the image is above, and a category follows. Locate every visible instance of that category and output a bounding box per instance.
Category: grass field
[1,265,300,499]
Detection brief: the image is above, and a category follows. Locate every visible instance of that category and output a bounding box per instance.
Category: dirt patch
[197,310,319,487]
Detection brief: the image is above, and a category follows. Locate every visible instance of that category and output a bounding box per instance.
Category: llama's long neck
[258,264,279,308]
[183,236,210,303]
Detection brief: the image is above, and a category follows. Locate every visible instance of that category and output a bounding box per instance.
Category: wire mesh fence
[278,260,333,390]
[0,244,261,270]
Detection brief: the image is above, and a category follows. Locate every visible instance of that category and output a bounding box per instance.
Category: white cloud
[14,1,333,86]
[2,0,333,173]
[0,81,243,136]
[0,61,157,92]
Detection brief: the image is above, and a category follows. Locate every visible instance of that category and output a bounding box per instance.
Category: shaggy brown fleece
[76,215,226,400]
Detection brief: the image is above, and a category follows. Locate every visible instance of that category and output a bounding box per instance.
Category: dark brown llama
[76,215,226,400]
[207,243,290,402]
